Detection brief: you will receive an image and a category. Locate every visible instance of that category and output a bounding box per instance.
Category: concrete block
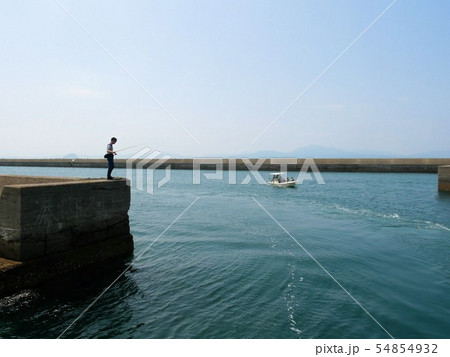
[438,166,450,192]
[0,175,132,261]
[0,234,133,297]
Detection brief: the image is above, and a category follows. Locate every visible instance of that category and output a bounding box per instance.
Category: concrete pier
[0,175,133,296]
[438,166,450,192]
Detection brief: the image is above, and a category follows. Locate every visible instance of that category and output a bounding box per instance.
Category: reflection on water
[0,257,138,339]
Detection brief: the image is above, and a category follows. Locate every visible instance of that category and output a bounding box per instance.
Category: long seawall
[1,158,450,173]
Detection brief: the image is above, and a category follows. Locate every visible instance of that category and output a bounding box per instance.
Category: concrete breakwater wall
[1,158,450,173]
[0,175,133,297]
[438,166,450,192]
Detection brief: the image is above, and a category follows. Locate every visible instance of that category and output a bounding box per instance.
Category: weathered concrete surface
[1,158,450,172]
[438,166,450,192]
[0,175,133,296]
[0,175,132,261]
[0,235,133,297]
[0,175,85,196]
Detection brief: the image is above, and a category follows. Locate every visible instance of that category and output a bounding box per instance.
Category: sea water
[0,166,449,338]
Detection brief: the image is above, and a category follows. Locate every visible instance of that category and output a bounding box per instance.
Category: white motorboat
[268,173,297,187]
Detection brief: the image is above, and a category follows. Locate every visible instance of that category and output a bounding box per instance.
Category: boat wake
[0,290,39,309]
[284,262,303,337]
[330,204,450,232]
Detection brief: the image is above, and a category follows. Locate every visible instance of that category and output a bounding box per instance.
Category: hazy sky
[1,0,449,158]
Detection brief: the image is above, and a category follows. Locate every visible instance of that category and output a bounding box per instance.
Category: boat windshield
[271,174,291,182]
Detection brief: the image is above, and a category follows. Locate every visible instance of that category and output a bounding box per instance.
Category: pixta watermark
[126,147,172,194]
[126,148,325,194]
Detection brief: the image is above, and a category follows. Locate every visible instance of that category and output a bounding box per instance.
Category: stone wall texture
[0,175,133,296]
[438,166,450,192]
[0,175,132,261]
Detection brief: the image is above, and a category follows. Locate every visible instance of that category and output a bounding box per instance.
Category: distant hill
[409,150,450,158]
[62,153,78,159]
[4,146,449,159]
[229,145,398,158]
[228,145,450,159]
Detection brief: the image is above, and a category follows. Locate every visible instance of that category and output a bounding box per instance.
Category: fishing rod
[114,144,145,154]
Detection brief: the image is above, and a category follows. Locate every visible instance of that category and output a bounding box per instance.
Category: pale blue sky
[1,0,449,158]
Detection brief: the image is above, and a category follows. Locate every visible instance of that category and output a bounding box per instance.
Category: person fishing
[105,137,117,180]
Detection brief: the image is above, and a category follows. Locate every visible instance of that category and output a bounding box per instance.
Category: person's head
[111,137,117,144]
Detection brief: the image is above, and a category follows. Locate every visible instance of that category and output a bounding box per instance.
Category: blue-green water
[0,167,449,338]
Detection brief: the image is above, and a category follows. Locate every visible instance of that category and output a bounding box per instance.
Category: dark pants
[107,155,114,179]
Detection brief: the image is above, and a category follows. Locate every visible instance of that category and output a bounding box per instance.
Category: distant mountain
[5,146,449,160]
[70,150,184,160]
[233,145,401,158]
[409,150,450,158]
[62,153,78,159]
[218,145,450,159]
[60,153,99,159]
